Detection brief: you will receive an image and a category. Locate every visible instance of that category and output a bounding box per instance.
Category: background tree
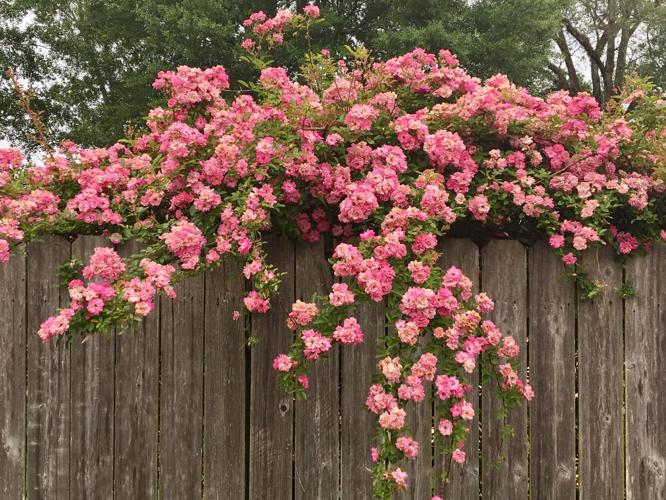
[550,0,666,104]
[0,0,258,149]
[366,0,565,90]
[630,2,666,87]
[2,0,664,151]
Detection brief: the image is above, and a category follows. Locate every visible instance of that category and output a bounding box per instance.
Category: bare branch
[5,69,54,158]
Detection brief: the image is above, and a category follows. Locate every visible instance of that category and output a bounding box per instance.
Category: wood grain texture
[578,247,623,500]
[481,240,529,500]
[435,239,480,499]
[6,237,666,498]
[203,257,247,499]
[114,241,159,498]
[398,337,432,499]
[341,299,383,499]
[69,236,116,500]
[0,250,26,498]
[625,246,666,500]
[528,242,576,500]
[294,240,338,500]
[25,236,71,499]
[249,236,294,500]
[159,273,205,498]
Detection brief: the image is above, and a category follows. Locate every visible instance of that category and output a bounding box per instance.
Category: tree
[366,0,565,90]
[2,0,567,150]
[550,0,666,104]
[0,0,259,149]
[630,2,666,87]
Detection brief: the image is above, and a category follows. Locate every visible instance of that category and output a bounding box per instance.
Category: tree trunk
[615,20,640,90]
[555,30,581,93]
[603,0,619,103]
[549,63,570,91]
[591,33,607,103]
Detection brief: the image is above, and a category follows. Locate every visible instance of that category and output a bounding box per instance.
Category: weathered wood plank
[481,240,528,500]
[398,336,432,499]
[159,273,205,498]
[26,236,71,499]
[69,236,116,500]
[114,241,159,498]
[435,239,480,499]
[578,247,623,499]
[340,299,383,499]
[0,250,26,498]
[294,240,338,500]
[249,236,294,500]
[625,246,666,500]
[528,241,576,500]
[203,257,247,499]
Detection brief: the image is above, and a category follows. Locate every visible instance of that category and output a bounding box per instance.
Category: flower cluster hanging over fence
[1,4,664,498]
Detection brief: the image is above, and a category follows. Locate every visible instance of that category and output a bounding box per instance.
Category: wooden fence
[0,236,664,500]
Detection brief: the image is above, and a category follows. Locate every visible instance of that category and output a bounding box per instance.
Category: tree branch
[554,29,581,93]
[591,29,608,101]
[548,63,570,91]
[615,21,640,89]
[563,18,607,73]
[603,0,619,101]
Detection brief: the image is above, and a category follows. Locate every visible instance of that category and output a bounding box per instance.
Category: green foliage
[366,0,566,90]
[0,0,258,149]
[1,0,568,150]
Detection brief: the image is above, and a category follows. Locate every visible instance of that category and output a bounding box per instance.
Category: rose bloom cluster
[1,4,665,498]
[276,192,532,495]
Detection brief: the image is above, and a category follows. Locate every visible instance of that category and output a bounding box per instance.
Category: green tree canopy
[0,0,259,148]
[366,0,565,90]
[3,0,663,151]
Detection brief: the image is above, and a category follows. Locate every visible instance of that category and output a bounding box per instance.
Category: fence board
[625,246,666,500]
[529,241,576,500]
[114,241,160,498]
[400,337,432,499]
[203,257,247,499]
[436,239,480,499]
[249,236,295,500]
[578,247,623,499]
[0,250,26,498]
[294,240,338,500]
[69,236,116,500]
[341,300,383,499]
[481,240,528,499]
[159,273,205,498]
[25,237,71,499]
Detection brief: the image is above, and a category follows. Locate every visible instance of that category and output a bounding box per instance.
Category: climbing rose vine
[1,5,665,498]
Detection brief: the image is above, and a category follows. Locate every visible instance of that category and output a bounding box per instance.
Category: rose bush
[1,5,665,498]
